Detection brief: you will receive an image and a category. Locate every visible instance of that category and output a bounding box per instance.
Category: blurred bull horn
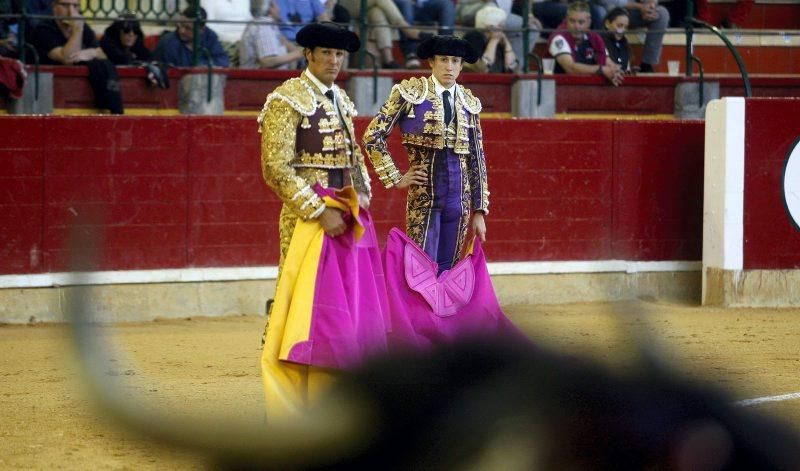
[63,225,376,468]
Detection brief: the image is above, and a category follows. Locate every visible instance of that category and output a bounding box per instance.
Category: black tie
[442,90,452,125]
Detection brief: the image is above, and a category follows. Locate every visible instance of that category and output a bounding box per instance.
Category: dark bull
[67,284,800,470]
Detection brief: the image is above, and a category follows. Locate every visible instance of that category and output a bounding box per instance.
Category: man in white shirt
[239,0,303,68]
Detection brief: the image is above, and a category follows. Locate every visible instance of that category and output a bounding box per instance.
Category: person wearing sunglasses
[100,13,152,65]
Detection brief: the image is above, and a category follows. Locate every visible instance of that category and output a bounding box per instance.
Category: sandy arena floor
[2,300,800,469]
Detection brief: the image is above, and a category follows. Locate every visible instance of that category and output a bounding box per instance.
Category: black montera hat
[416,35,480,64]
[296,22,361,53]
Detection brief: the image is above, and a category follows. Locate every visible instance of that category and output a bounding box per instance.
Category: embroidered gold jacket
[258,71,371,220]
[362,76,489,214]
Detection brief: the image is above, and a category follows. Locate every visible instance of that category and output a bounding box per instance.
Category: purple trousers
[424,148,466,273]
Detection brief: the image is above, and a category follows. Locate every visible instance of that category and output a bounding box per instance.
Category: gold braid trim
[257,78,317,132]
[457,85,482,114]
[395,76,428,105]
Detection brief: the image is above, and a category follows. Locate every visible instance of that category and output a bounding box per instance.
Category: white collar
[305,69,334,97]
[431,75,457,97]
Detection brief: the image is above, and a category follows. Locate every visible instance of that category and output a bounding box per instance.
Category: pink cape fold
[383,228,526,350]
[284,193,391,370]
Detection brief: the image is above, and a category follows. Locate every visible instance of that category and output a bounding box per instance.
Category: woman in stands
[601,7,631,73]
[101,13,168,88]
[100,12,152,65]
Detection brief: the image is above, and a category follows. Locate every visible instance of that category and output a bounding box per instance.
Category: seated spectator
[276,0,330,43]
[600,0,667,72]
[31,0,124,113]
[23,0,50,33]
[101,13,152,64]
[101,13,169,89]
[153,6,230,67]
[458,0,541,69]
[1,0,19,58]
[461,6,521,73]
[201,0,252,66]
[393,0,455,68]
[239,0,303,69]
[600,7,630,72]
[327,0,351,24]
[512,0,563,35]
[514,0,605,34]
[341,0,427,68]
[547,1,623,85]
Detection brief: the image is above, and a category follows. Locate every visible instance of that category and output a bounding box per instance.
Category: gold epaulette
[257,78,318,132]
[458,85,482,114]
[394,76,429,105]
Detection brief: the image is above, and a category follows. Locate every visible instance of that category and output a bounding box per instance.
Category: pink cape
[276,187,391,370]
[383,228,526,351]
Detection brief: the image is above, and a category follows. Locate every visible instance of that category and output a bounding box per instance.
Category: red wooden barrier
[0,116,704,275]
[744,98,800,269]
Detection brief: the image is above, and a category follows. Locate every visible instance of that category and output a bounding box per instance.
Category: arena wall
[1,116,705,321]
[703,97,800,306]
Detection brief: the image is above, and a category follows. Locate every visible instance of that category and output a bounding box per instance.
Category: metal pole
[357,0,367,70]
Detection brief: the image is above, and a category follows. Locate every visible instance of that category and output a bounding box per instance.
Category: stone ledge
[0,271,701,324]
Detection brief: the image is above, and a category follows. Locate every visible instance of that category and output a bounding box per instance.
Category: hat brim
[417,35,481,64]
[296,23,361,53]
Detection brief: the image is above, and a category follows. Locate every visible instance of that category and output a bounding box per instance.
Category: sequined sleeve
[362,87,407,188]
[351,146,372,199]
[260,98,325,220]
[469,112,490,214]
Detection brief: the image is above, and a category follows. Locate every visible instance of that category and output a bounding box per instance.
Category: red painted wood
[612,121,705,261]
[0,118,44,273]
[1,115,711,275]
[743,98,800,269]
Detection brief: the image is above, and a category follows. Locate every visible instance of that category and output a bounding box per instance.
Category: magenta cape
[383,228,526,350]
[267,186,390,371]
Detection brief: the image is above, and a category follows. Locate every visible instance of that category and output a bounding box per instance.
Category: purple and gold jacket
[363,76,490,253]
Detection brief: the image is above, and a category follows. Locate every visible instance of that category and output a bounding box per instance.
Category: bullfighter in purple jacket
[363,35,489,273]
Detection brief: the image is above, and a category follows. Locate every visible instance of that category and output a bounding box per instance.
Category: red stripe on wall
[0,115,707,275]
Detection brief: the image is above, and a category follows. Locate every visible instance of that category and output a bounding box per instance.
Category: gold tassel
[408,106,415,119]
[301,116,311,129]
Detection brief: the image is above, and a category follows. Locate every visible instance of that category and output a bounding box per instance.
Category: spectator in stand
[276,0,330,43]
[201,0,252,66]
[31,0,124,112]
[101,13,152,64]
[600,0,667,72]
[600,7,630,72]
[154,6,230,67]
[340,0,428,68]
[461,5,523,73]
[1,0,20,58]
[547,1,623,85]
[323,0,352,24]
[695,0,752,28]
[457,0,541,69]
[393,0,455,68]
[239,0,303,69]
[513,0,603,35]
[23,0,50,31]
[101,13,170,88]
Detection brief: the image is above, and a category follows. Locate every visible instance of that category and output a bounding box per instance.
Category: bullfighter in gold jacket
[363,35,489,273]
[258,23,371,270]
[258,23,390,418]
